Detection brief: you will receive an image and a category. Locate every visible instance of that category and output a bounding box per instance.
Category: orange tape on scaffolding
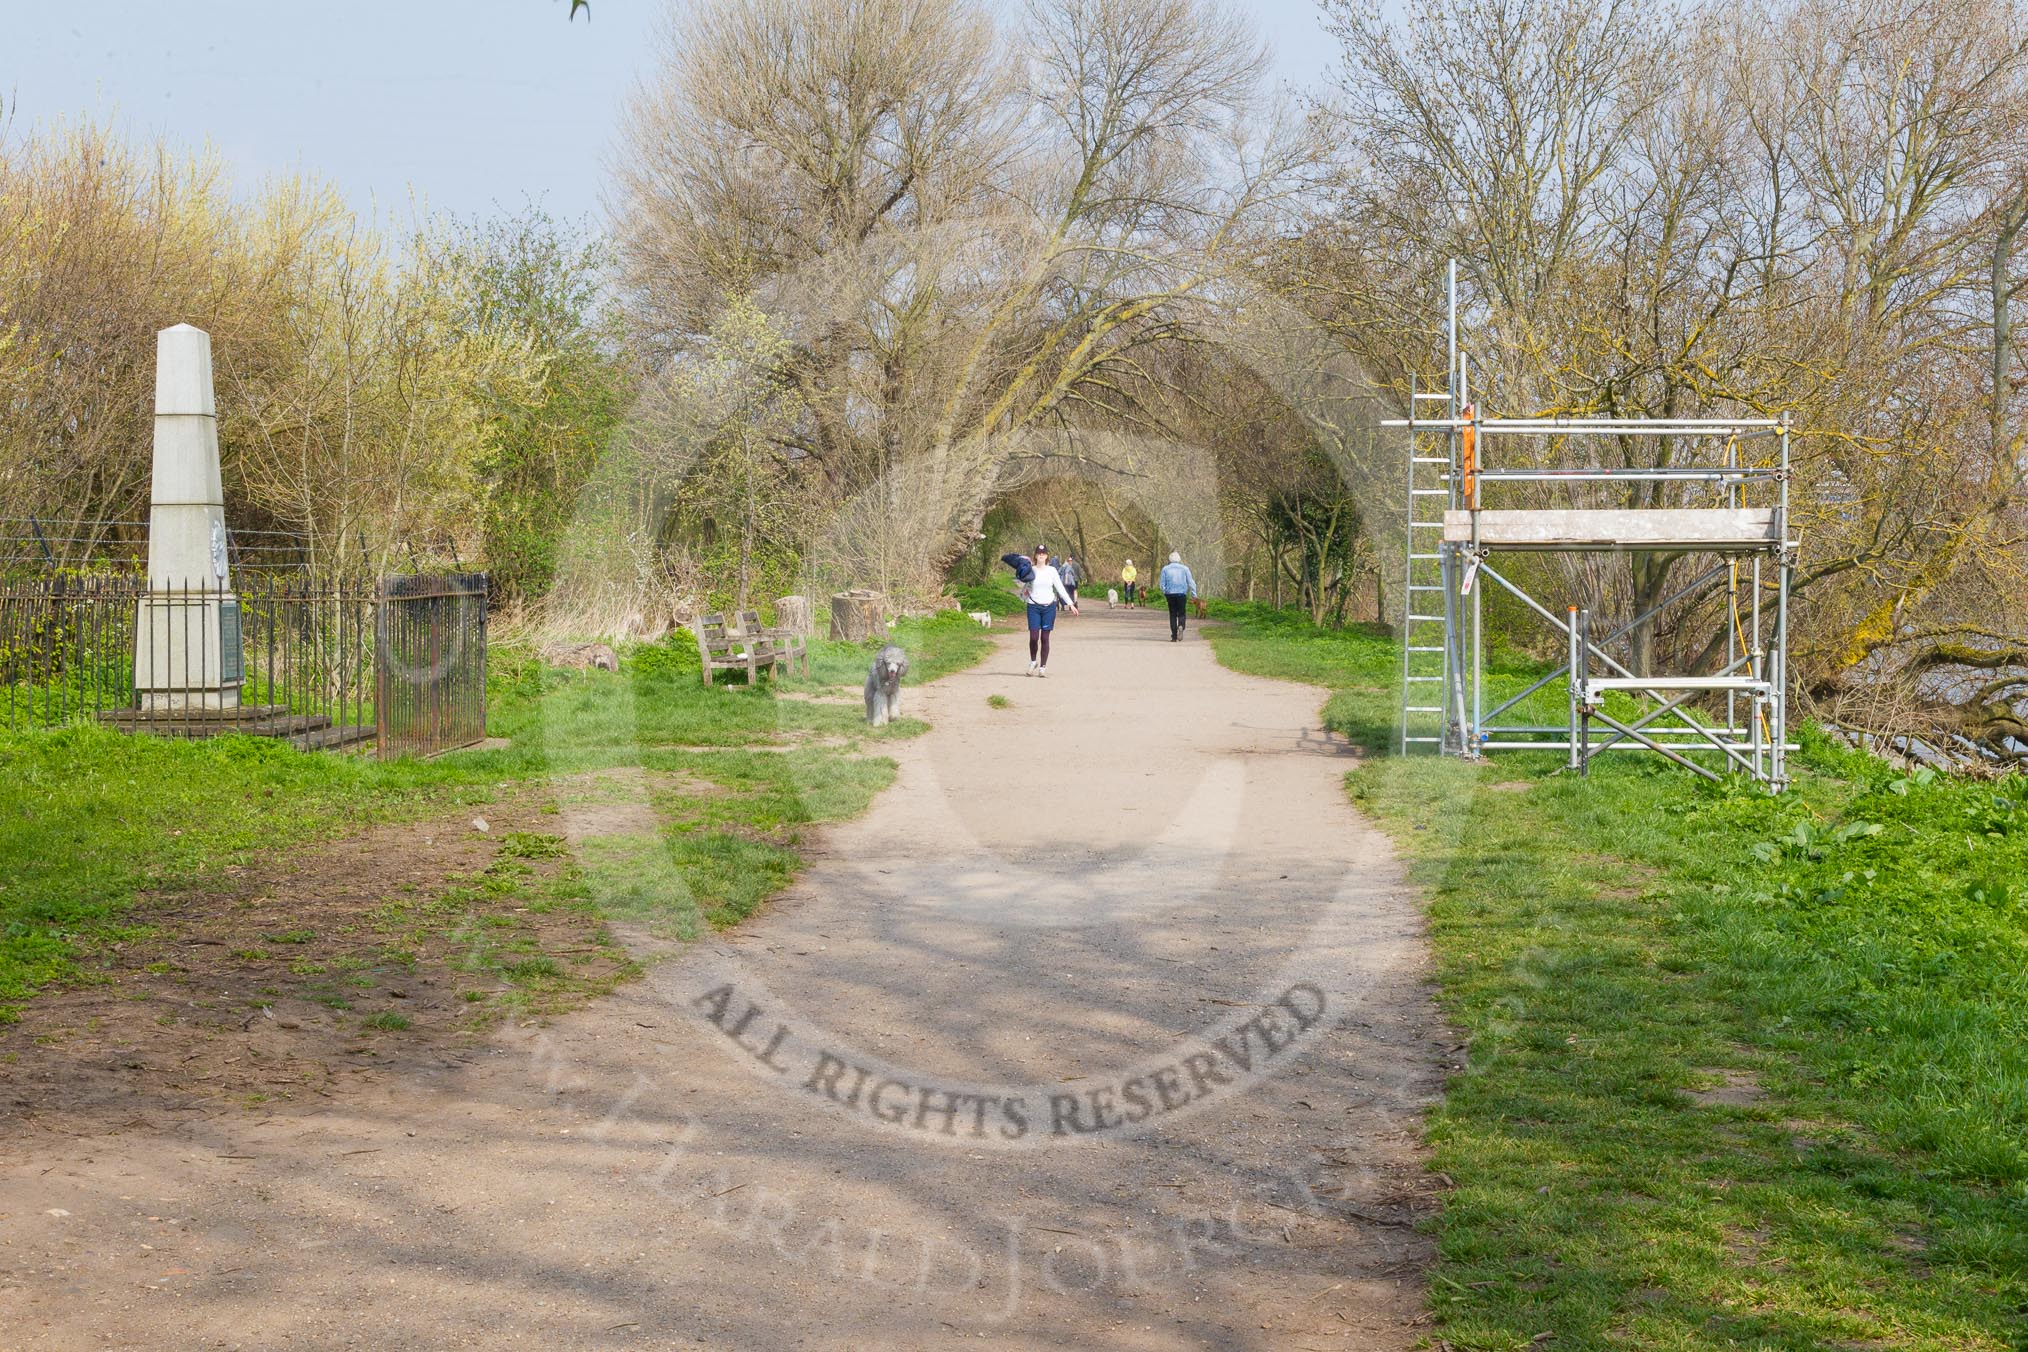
[1730,559,1773,746]
[1459,403,1478,508]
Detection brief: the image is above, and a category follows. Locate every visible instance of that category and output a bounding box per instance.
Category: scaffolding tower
[1389,264,1799,792]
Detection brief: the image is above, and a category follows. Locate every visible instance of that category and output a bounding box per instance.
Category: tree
[225,214,545,577]
[612,0,1308,602]
[426,207,630,605]
[663,298,810,611]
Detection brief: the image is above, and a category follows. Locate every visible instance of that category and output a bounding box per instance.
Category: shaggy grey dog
[864,643,908,727]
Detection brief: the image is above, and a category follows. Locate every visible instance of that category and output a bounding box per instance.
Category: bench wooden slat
[725,607,810,678]
[691,611,788,687]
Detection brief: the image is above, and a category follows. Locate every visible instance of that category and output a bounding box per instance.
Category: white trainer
[1037,666,1049,678]
[1026,660,1038,676]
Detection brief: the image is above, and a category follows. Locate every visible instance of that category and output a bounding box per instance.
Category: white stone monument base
[134,592,243,712]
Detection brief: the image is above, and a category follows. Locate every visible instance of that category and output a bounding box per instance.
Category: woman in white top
[1024,544,1078,675]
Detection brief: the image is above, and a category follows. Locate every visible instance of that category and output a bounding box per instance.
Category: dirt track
[0,607,1443,1350]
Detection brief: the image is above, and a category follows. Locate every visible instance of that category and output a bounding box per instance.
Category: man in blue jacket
[1158,551,1196,642]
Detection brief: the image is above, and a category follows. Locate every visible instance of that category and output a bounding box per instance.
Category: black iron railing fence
[1,517,323,576]
[0,571,487,756]
[0,572,140,730]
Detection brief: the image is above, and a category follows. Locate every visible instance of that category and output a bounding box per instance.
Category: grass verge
[1206,602,2027,1350]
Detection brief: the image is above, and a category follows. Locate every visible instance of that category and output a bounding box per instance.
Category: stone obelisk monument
[134,324,242,712]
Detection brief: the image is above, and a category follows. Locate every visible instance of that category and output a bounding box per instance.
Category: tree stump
[775,594,814,636]
[830,590,886,642]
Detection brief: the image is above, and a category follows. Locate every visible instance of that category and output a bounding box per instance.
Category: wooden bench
[691,612,786,687]
[737,608,809,678]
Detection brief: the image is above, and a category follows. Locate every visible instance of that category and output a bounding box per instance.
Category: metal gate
[376,573,488,757]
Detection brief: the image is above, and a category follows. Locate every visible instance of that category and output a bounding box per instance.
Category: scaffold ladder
[1399,385,1455,754]
[1399,262,1469,755]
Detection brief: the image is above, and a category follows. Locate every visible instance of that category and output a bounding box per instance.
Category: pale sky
[6,0,1341,230]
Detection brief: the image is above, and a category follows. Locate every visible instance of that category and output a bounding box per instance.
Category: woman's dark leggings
[1028,628,1052,664]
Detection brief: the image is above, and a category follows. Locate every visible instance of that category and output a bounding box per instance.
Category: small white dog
[1106,588,1120,608]
[967,611,993,628]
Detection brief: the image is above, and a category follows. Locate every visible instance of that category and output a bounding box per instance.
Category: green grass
[953,580,1026,617]
[1206,603,2028,1350]
[0,609,991,1020]
[620,608,995,688]
[793,609,996,686]
[0,727,506,1018]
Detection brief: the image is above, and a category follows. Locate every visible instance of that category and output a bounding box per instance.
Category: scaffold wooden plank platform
[1443,508,1781,551]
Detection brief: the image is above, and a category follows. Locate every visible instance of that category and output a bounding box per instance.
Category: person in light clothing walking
[1023,545,1078,675]
[1120,559,1138,604]
[1159,551,1196,642]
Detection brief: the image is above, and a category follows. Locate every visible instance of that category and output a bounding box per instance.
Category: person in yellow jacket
[1120,559,1139,605]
